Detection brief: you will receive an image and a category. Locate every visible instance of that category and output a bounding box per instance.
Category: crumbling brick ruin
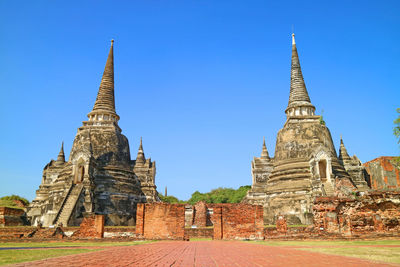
[211,204,264,240]
[364,157,400,190]
[136,203,186,240]
[192,201,207,227]
[72,214,105,239]
[27,41,159,227]
[313,192,400,236]
[0,207,26,227]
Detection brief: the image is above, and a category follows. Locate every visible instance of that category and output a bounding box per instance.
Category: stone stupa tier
[27,41,159,227]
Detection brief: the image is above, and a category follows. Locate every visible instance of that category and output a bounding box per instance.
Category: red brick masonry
[9,241,396,267]
[135,203,186,240]
[364,156,400,190]
[72,214,105,238]
[0,207,25,227]
[313,192,400,236]
[210,203,264,240]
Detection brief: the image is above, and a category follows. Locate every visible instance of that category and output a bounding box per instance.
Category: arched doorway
[318,160,327,182]
[75,165,85,184]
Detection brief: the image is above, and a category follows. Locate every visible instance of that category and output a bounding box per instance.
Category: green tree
[187,186,251,204]
[159,194,180,204]
[394,108,400,143]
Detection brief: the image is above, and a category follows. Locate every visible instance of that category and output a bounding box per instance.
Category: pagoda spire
[286,34,315,117]
[88,40,119,122]
[261,137,270,159]
[338,136,351,162]
[136,137,146,164]
[55,142,65,165]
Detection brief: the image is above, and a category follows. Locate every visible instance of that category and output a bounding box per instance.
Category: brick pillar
[95,215,105,238]
[276,215,287,234]
[136,203,145,236]
[213,207,223,240]
[193,201,207,227]
[255,205,264,239]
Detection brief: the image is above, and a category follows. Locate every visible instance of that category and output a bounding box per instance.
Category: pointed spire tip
[292,33,296,45]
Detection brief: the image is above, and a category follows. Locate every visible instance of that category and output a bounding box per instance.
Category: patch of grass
[0,240,155,248]
[0,248,100,266]
[288,224,307,228]
[298,246,400,264]
[0,199,25,209]
[249,239,400,247]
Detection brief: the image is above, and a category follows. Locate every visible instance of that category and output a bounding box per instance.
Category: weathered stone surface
[27,41,159,227]
[364,157,400,191]
[339,138,370,191]
[244,34,368,225]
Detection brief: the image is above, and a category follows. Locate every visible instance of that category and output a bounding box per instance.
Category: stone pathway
[8,241,398,267]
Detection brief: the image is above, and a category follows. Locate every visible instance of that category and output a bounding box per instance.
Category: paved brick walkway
[9,241,398,267]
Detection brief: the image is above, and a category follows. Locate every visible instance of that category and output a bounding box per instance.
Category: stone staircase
[322,182,334,196]
[53,184,83,226]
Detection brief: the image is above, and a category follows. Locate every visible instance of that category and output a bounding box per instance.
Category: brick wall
[210,203,264,240]
[364,157,400,190]
[72,214,105,238]
[0,226,35,239]
[184,227,213,239]
[136,203,185,240]
[0,207,25,227]
[313,192,400,236]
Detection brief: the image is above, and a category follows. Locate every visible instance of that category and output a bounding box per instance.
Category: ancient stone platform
[7,241,397,267]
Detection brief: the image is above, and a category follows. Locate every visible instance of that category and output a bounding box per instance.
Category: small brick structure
[72,214,105,239]
[0,207,26,227]
[192,201,207,227]
[276,215,287,234]
[136,203,186,240]
[364,157,400,190]
[210,203,264,240]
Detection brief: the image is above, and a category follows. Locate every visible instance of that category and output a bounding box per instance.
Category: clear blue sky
[0,1,399,201]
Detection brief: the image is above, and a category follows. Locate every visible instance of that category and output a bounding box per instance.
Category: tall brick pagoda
[27,41,159,227]
[244,34,370,224]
